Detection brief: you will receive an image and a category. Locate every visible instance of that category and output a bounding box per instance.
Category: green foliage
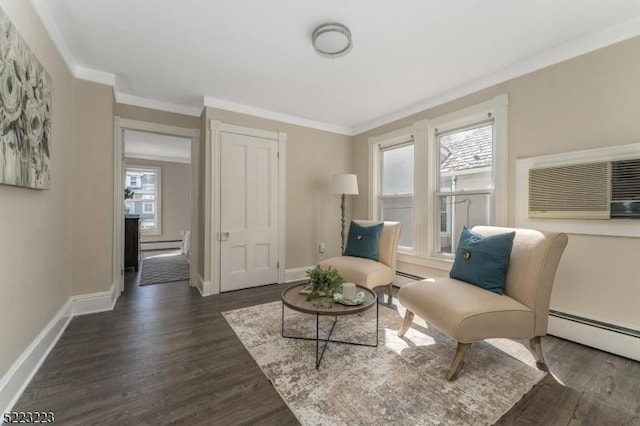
[304,265,344,301]
[124,187,135,200]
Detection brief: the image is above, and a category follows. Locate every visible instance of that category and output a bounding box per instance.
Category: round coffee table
[280,283,378,369]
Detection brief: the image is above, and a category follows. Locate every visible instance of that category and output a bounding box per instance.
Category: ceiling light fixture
[312,23,352,58]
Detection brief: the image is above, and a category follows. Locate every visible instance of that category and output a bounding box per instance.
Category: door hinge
[277,152,280,159]
[277,261,280,269]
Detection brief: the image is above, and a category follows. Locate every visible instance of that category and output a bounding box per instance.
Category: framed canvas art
[0,7,52,190]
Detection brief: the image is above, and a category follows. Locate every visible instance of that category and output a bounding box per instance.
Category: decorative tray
[333,291,366,305]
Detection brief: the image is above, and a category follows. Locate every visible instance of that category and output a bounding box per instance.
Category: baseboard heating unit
[141,240,182,251]
[548,310,640,362]
[394,271,425,287]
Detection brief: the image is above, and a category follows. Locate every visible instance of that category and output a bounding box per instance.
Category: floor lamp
[330,174,359,253]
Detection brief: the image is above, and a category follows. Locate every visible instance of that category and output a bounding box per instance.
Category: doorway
[125,131,191,286]
[113,118,200,294]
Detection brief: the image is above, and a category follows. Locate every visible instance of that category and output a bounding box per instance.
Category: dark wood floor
[14,270,640,425]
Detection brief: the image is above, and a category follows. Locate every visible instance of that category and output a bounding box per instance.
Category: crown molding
[28,0,76,74]
[28,0,640,137]
[203,96,354,136]
[115,93,203,117]
[28,0,117,87]
[75,65,116,86]
[352,14,640,135]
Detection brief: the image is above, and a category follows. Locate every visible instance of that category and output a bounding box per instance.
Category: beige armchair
[319,220,402,302]
[398,226,568,380]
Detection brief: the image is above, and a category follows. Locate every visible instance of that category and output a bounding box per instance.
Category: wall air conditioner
[528,159,640,219]
[611,158,640,218]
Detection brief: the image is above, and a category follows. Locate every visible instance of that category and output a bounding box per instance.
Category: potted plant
[302,265,344,300]
[124,188,134,214]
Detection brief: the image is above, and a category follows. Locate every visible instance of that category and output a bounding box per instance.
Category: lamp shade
[330,174,359,195]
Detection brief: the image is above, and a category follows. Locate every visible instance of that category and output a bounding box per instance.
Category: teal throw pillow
[449,227,515,295]
[344,221,384,261]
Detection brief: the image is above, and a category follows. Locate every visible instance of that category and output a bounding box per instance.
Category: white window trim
[126,165,162,236]
[368,94,509,271]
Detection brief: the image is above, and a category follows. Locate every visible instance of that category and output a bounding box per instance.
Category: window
[369,95,508,269]
[142,202,154,214]
[436,122,493,254]
[369,131,415,251]
[380,142,414,249]
[125,166,161,235]
[126,175,140,188]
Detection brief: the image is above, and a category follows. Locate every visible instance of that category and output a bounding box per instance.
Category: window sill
[397,252,452,272]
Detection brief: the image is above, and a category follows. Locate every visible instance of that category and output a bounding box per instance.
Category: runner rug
[222,301,545,425]
[139,251,190,286]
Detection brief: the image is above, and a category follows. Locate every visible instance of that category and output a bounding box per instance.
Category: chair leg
[529,336,546,364]
[387,283,393,304]
[447,342,471,381]
[398,310,414,337]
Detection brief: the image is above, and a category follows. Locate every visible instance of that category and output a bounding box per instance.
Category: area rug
[223,301,546,426]
[139,251,190,285]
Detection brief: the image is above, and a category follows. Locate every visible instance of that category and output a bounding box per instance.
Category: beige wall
[354,36,640,327]
[115,104,200,129]
[124,158,191,243]
[72,80,114,295]
[197,107,354,285]
[0,0,75,378]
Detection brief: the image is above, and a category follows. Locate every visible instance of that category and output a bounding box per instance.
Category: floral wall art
[0,7,51,190]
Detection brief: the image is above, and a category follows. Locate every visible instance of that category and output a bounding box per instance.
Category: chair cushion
[344,221,383,261]
[319,256,393,290]
[449,226,515,295]
[398,278,535,342]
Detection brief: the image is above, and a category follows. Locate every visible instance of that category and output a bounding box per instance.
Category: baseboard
[195,275,214,297]
[394,271,425,288]
[283,268,418,286]
[548,311,640,362]
[202,280,214,296]
[71,283,118,316]
[198,268,304,296]
[0,300,72,417]
[1,283,121,416]
[284,266,311,283]
[195,274,205,296]
[141,240,182,251]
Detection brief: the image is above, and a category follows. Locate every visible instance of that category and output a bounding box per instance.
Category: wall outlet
[319,242,326,253]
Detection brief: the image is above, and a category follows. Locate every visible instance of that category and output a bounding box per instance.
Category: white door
[220,131,279,291]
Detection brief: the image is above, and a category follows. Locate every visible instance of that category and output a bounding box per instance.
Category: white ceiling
[31,0,640,135]
[124,130,191,164]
